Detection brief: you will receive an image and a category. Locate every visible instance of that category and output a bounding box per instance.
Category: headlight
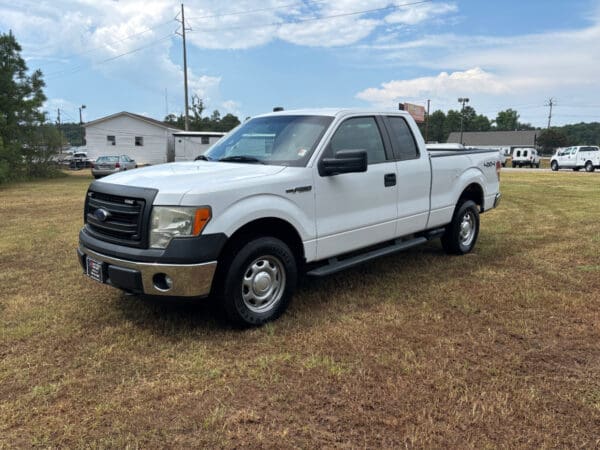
[149,206,211,249]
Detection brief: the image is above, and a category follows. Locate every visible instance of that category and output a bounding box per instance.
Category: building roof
[173,131,226,137]
[83,111,182,130]
[447,130,540,146]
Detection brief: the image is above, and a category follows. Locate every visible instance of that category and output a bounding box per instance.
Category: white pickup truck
[78,109,501,326]
[550,146,600,172]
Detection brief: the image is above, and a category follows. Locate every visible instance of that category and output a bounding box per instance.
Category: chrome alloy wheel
[241,256,286,313]
[459,211,476,247]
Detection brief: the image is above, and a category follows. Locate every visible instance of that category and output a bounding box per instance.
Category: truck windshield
[204,115,333,166]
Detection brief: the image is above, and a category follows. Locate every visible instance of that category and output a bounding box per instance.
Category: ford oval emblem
[94,208,111,222]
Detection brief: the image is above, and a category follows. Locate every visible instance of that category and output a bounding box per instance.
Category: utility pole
[458,97,469,145]
[165,88,169,117]
[79,104,86,146]
[177,3,190,131]
[424,99,431,143]
[56,108,61,132]
[546,98,554,129]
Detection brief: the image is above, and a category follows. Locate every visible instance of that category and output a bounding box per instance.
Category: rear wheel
[219,236,297,326]
[512,162,516,168]
[551,161,559,171]
[441,200,480,255]
[536,162,540,168]
[585,161,595,172]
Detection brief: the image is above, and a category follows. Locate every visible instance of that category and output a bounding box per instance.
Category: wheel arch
[220,217,305,266]
[457,182,484,212]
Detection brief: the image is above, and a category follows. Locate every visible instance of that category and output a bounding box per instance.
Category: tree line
[419,106,600,153]
[163,95,241,132]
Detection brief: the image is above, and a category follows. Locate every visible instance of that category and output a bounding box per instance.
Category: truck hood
[95,161,288,204]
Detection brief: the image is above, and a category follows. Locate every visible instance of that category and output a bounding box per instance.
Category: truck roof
[254,108,413,119]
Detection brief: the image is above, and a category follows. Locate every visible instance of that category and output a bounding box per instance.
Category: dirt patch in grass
[1,171,599,447]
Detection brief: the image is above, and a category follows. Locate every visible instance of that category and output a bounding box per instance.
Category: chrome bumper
[79,245,217,297]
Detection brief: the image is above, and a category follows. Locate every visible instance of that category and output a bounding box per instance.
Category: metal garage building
[447,130,540,154]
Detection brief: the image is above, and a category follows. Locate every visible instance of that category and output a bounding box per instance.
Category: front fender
[204,193,315,243]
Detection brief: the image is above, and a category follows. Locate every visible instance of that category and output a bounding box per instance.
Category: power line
[27,18,177,64]
[188,0,433,33]
[186,0,329,21]
[44,33,174,80]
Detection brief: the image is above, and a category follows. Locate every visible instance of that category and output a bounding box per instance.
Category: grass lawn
[1,170,599,447]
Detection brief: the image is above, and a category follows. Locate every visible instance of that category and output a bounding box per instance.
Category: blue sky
[1,0,599,127]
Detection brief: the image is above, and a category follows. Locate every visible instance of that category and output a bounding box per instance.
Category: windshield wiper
[195,154,212,161]
[218,155,265,164]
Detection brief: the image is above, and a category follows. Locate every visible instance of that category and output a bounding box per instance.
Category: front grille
[85,191,145,244]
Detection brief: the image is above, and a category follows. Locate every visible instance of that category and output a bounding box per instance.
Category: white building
[83,111,181,165]
[173,131,226,161]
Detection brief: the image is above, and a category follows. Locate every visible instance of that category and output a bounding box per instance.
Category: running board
[307,236,428,277]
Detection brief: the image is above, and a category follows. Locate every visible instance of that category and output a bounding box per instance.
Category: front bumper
[78,244,217,297]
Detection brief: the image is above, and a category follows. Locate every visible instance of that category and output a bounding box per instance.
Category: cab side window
[385,116,419,160]
[329,117,387,164]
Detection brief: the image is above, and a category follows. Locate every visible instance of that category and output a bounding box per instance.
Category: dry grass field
[1,170,599,448]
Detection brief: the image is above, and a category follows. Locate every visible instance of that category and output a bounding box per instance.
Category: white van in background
[550,146,600,172]
[512,148,540,168]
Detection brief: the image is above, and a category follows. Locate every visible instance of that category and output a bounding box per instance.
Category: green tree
[218,113,240,132]
[426,110,446,143]
[494,109,519,131]
[537,128,568,154]
[0,31,51,183]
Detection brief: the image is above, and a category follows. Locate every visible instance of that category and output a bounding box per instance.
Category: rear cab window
[383,116,419,161]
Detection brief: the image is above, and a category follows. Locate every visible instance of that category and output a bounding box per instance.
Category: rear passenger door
[314,116,398,260]
[382,116,431,236]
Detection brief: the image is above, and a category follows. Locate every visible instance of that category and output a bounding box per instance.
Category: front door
[314,116,398,260]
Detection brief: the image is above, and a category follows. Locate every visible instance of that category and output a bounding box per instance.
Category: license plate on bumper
[86,257,105,283]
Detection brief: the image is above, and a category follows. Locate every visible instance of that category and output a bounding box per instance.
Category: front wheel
[219,237,297,326]
[441,200,480,255]
[551,161,558,171]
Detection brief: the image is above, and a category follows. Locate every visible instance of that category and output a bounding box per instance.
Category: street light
[458,97,469,145]
[79,105,86,146]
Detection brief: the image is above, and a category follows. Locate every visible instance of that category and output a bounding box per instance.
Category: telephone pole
[424,99,431,143]
[546,98,554,129]
[458,97,469,145]
[177,3,190,131]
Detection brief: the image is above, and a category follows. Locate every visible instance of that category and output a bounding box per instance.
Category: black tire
[573,167,580,172]
[511,162,516,168]
[219,236,297,327]
[501,162,506,168]
[585,161,594,172]
[441,200,480,255]
[551,161,558,171]
[536,163,540,168]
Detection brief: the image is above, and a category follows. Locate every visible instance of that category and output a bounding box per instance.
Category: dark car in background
[91,155,137,178]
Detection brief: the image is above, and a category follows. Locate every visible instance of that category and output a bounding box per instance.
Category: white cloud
[385,2,457,25]
[356,68,509,106]
[354,14,600,125]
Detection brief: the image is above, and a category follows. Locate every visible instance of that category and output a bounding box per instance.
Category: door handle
[384,173,396,187]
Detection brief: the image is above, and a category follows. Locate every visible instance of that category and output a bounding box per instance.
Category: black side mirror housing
[319,150,368,176]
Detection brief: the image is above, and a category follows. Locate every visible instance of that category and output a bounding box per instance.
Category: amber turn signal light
[193,207,211,235]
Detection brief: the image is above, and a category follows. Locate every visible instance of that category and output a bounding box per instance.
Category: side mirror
[319,150,368,176]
